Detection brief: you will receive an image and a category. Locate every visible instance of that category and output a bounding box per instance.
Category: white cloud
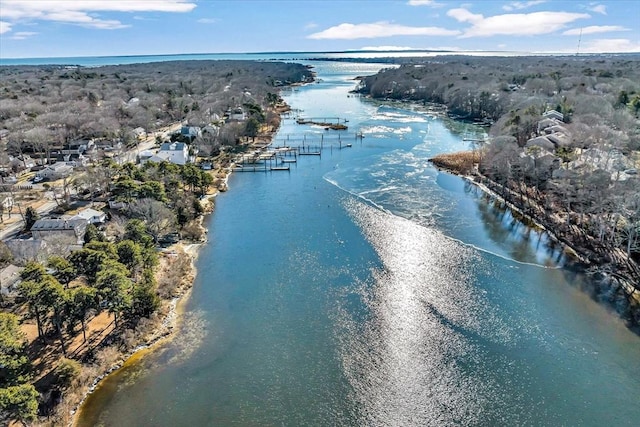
[562,25,629,36]
[197,18,217,24]
[580,38,640,53]
[447,8,482,23]
[308,21,460,39]
[407,0,442,6]
[44,10,129,29]
[304,22,318,31]
[447,8,590,37]
[360,45,417,51]
[502,1,547,11]
[0,1,196,31]
[0,20,12,34]
[10,31,38,40]
[587,4,607,15]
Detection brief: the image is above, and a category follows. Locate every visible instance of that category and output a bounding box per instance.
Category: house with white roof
[71,208,107,224]
[156,142,189,165]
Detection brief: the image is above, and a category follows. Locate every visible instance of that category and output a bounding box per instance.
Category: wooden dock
[230,129,365,173]
[296,117,349,130]
[233,165,290,172]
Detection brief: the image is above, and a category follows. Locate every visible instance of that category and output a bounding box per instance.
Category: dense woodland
[357,55,640,322]
[0,60,314,164]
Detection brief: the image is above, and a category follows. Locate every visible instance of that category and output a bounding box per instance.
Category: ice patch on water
[371,113,427,123]
[361,125,395,134]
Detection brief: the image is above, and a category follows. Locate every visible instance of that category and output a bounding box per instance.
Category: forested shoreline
[356,55,640,327]
[0,60,314,425]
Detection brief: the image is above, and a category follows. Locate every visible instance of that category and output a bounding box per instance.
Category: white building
[71,208,107,224]
[156,142,189,165]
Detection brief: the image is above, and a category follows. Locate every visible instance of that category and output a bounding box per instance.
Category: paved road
[0,200,58,241]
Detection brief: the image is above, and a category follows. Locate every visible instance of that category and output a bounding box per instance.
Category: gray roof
[159,142,186,151]
[31,218,87,231]
[526,136,555,151]
[546,132,570,147]
[0,264,22,289]
[542,109,564,121]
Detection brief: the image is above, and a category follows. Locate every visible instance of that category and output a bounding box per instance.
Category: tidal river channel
[78,60,640,426]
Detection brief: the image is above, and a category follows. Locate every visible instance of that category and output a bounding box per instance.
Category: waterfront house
[157,142,189,165]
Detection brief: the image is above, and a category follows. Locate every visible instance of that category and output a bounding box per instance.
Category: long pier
[295,117,348,124]
[231,132,364,173]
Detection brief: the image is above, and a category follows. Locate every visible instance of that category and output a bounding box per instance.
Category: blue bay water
[77,60,640,426]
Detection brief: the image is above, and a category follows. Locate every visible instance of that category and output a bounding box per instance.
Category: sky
[0,0,638,58]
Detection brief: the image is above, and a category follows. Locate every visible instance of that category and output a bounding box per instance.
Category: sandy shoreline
[68,134,269,426]
[68,241,203,426]
[67,165,232,426]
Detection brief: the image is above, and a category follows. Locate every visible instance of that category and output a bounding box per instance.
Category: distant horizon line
[2,48,639,62]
